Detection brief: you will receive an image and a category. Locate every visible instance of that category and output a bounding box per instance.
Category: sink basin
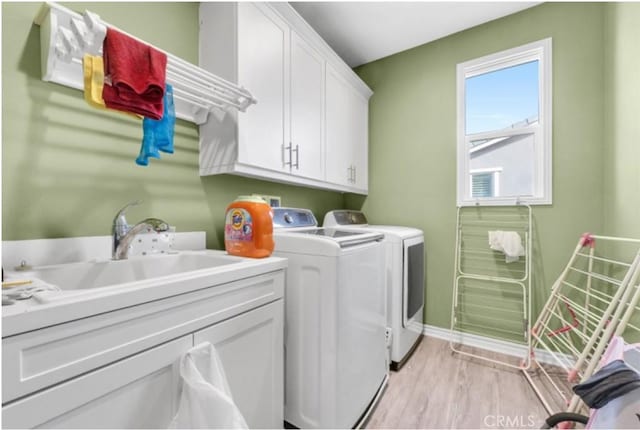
[16,252,241,291]
[1,247,287,338]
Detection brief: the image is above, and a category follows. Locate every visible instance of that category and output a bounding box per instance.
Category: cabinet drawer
[2,336,192,429]
[2,270,284,403]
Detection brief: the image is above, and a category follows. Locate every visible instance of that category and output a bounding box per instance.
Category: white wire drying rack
[450,204,533,369]
[524,233,640,416]
[33,2,257,124]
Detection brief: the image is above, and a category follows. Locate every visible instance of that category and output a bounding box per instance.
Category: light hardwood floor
[366,336,550,429]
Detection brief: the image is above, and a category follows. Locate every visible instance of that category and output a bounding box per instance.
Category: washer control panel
[272,208,318,229]
[323,210,368,227]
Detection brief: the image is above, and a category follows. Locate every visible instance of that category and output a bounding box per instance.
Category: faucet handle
[113,200,142,235]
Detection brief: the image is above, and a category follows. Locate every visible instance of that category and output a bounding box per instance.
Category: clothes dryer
[324,210,425,370]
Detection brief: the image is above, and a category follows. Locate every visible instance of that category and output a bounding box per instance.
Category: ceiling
[290,2,540,68]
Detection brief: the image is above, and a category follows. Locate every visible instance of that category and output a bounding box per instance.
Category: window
[470,168,502,198]
[457,38,552,206]
[472,173,493,197]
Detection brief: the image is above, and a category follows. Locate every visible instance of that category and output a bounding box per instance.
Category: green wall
[1,2,344,249]
[353,3,607,329]
[603,3,640,240]
[3,2,636,332]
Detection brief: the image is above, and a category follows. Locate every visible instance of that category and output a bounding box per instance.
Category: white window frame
[470,167,502,198]
[457,38,552,206]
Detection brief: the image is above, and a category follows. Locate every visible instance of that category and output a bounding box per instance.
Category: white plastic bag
[169,342,249,429]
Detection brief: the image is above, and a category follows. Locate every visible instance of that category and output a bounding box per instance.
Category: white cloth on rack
[169,342,248,429]
[488,230,525,263]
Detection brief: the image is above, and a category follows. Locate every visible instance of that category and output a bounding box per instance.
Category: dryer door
[403,237,425,327]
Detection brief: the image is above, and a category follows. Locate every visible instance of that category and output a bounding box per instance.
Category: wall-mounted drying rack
[33,2,257,124]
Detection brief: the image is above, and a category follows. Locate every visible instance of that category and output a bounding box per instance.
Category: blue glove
[136,119,162,166]
[136,83,175,165]
[156,84,175,154]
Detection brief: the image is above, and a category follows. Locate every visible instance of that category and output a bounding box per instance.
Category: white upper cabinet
[199,3,289,175]
[352,87,369,191]
[326,64,369,192]
[199,2,372,194]
[290,31,325,180]
[236,3,289,172]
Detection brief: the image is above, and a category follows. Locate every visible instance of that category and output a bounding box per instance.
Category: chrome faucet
[112,201,170,260]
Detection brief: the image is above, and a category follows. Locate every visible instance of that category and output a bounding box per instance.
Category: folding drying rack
[450,204,533,369]
[524,234,640,415]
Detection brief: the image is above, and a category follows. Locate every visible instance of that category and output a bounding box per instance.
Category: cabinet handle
[348,165,356,183]
[289,143,293,168]
[282,143,287,167]
[293,144,299,169]
[353,165,357,183]
[283,143,293,167]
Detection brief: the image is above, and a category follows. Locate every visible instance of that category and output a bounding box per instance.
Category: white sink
[2,241,288,339]
[14,252,241,291]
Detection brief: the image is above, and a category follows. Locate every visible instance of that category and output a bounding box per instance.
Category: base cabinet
[2,272,285,429]
[194,300,284,429]
[2,336,191,429]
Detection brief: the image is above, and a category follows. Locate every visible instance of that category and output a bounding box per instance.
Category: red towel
[102,27,167,120]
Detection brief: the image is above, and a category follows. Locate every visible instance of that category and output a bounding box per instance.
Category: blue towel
[136,84,176,166]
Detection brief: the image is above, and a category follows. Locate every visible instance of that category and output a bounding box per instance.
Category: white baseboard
[419,323,574,367]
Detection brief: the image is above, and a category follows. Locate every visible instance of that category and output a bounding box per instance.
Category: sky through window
[465,60,539,135]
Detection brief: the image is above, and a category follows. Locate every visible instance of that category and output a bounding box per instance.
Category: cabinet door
[2,336,192,429]
[290,31,324,180]
[237,3,290,172]
[325,65,352,186]
[351,90,369,190]
[325,64,369,190]
[194,300,284,429]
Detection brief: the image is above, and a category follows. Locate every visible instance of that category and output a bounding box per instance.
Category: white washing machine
[324,210,425,370]
[273,208,388,429]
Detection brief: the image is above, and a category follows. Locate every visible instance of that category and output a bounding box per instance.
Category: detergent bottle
[224,196,274,258]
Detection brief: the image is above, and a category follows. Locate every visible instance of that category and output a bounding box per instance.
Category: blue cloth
[136,83,176,166]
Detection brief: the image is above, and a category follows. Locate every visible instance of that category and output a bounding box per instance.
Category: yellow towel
[83,55,142,119]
